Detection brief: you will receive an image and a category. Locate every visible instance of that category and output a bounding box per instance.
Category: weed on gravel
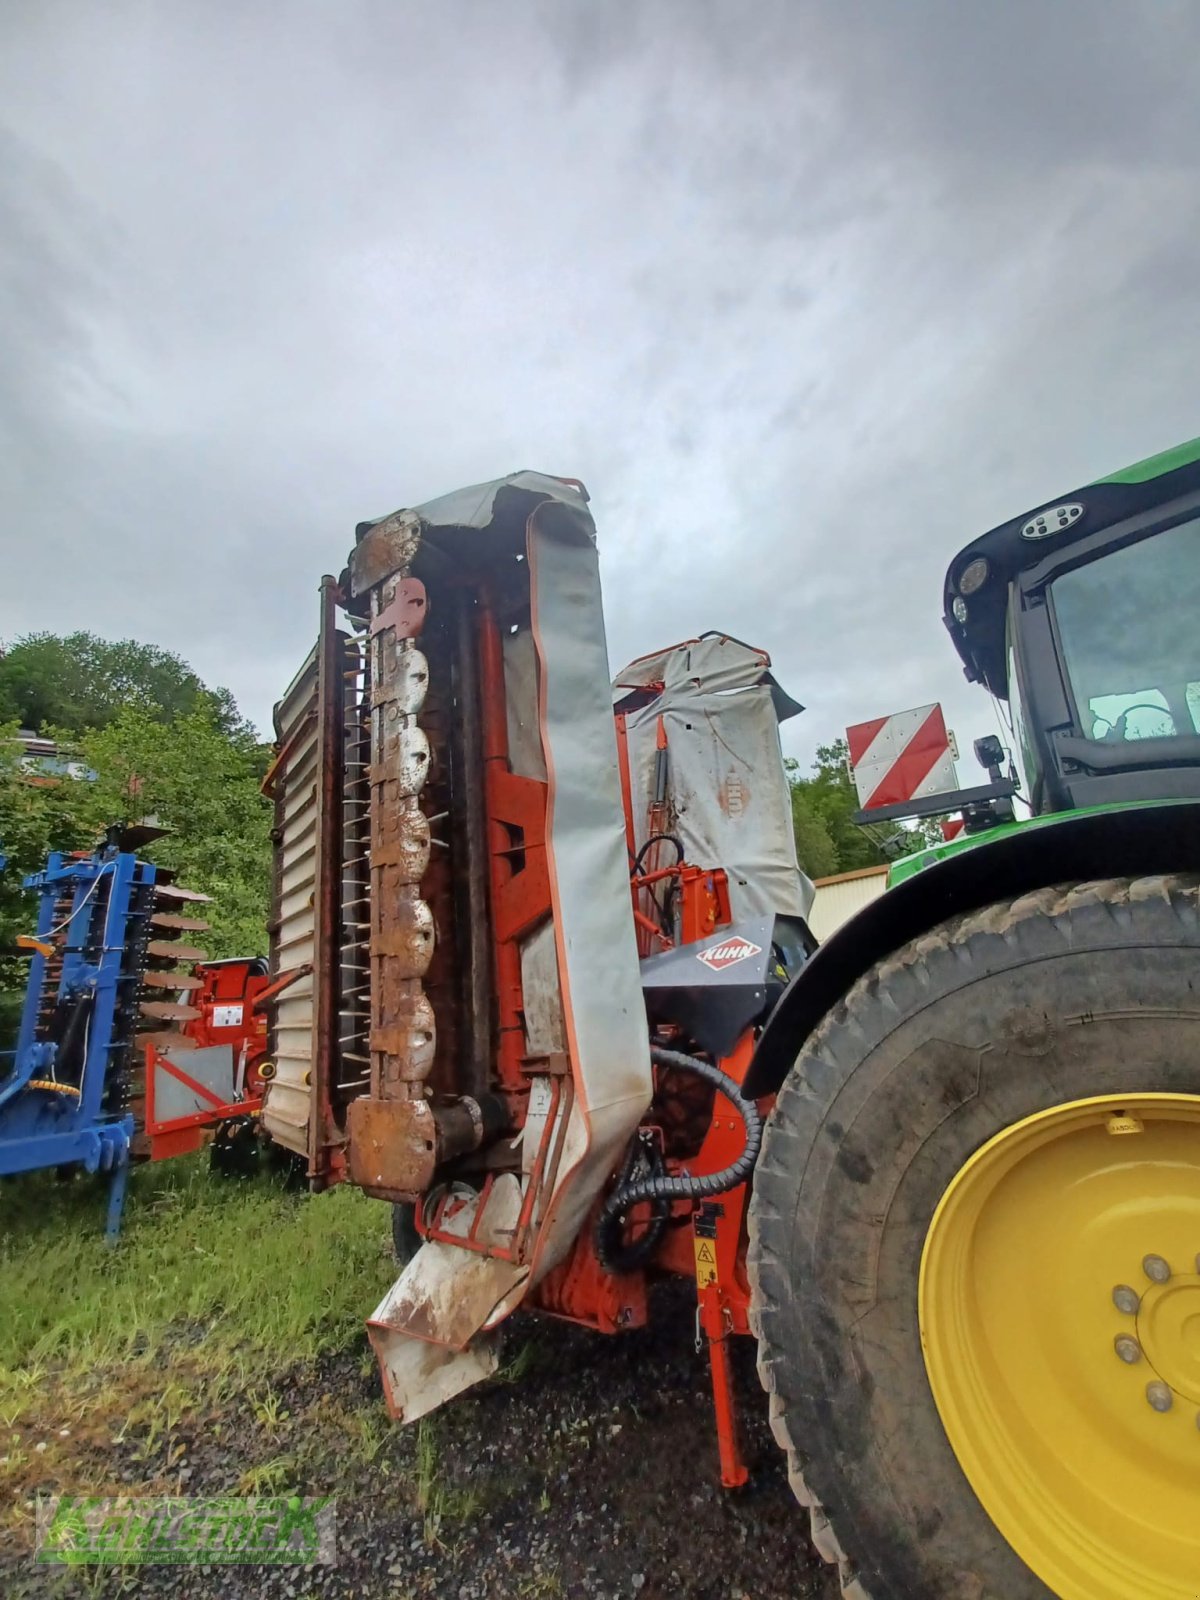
[0,1155,394,1554]
[1,1161,836,1600]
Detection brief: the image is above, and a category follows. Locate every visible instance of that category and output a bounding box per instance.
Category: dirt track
[8,1283,837,1600]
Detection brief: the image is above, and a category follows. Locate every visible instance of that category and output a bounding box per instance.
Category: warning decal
[693,1238,719,1288]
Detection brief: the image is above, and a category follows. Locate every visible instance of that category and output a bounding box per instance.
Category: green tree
[79,702,272,959]
[788,738,943,879]
[0,632,249,738]
[786,764,840,878]
[0,698,271,1040]
[0,722,110,1035]
[788,739,891,877]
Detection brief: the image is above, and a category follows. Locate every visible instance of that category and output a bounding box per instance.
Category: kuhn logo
[696,936,762,972]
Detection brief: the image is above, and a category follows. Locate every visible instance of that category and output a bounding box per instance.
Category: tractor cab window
[1051,517,1200,743]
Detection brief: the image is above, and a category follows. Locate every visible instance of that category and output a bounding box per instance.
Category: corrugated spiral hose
[594,1044,764,1273]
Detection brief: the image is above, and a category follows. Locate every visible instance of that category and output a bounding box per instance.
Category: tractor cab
[944,437,1200,815]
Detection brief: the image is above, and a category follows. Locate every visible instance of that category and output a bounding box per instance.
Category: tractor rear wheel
[748,876,1200,1600]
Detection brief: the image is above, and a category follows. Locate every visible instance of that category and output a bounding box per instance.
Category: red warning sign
[846,703,958,811]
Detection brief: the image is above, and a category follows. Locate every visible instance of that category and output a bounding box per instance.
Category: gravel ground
[5,1283,838,1600]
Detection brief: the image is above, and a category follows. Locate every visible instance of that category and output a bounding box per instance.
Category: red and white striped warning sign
[846,703,958,811]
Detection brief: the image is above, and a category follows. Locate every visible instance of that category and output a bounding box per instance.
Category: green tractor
[744,437,1200,1599]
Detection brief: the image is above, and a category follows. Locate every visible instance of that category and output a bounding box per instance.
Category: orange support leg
[702,1303,749,1490]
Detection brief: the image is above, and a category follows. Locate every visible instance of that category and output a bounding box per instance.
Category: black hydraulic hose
[594,1045,764,1274]
[52,991,94,1089]
[630,835,685,938]
[593,1138,671,1274]
[631,834,684,877]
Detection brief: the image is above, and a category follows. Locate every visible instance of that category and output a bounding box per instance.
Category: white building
[807,864,890,942]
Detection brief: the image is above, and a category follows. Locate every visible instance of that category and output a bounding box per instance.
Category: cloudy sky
[2,1,1198,776]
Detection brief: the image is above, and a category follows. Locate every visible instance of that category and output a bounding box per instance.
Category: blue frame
[0,847,156,1240]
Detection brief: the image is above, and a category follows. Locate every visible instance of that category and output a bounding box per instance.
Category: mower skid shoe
[366,1175,526,1422]
[369,1322,501,1425]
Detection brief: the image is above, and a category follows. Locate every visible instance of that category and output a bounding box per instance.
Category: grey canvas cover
[614,633,814,923]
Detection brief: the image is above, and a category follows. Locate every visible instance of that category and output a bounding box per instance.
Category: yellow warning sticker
[693,1238,719,1288]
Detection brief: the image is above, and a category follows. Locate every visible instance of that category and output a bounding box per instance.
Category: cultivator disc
[122,872,212,1150]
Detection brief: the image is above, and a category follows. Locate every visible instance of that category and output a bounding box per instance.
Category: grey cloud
[0,0,1198,785]
[0,128,124,457]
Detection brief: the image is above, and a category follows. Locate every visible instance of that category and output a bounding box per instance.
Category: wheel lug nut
[1147,1381,1174,1413]
[1143,1255,1172,1284]
[1114,1335,1142,1364]
[1113,1285,1141,1314]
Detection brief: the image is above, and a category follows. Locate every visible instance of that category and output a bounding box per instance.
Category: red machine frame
[414,633,764,1488]
[282,563,771,1489]
[142,959,278,1160]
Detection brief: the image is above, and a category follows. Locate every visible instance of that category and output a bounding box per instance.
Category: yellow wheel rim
[919,1093,1200,1600]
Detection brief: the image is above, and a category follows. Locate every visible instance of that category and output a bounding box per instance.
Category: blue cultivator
[0,836,208,1240]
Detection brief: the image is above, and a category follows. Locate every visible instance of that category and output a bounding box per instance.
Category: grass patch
[0,1155,394,1544]
[0,1155,391,1378]
[415,1417,482,1548]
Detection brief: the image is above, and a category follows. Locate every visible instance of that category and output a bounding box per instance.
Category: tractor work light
[1021,502,1083,540]
[951,595,969,624]
[958,557,989,595]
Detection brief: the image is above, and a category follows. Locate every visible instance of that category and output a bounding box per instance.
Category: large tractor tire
[748,876,1200,1600]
